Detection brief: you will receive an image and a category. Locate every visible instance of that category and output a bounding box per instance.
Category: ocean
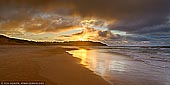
[65,46,170,85]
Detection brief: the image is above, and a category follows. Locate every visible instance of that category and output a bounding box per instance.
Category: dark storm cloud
[0,0,170,34]
[1,0,170,18]
[125,35,152,41]
[108,15,170,34]
[136,24,170,34]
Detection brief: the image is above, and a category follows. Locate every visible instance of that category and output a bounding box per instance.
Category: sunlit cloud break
[0,0,170,45]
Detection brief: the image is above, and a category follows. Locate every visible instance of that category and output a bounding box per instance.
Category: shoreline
[65,46,170,85]
[0,45,109,85]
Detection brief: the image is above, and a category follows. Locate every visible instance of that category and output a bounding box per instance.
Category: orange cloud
[58,28,120,41]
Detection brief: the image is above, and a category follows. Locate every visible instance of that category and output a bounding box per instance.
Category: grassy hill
[0,35,107,46]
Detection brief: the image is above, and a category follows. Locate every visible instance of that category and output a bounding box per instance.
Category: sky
[0,0,170,45]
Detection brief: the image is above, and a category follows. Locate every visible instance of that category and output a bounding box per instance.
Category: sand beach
[0,46,109,85]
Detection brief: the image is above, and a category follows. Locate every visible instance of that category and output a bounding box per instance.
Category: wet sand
[0,46,109,85]
[67,47,169,85]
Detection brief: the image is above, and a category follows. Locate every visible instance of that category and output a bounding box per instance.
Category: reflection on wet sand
[67,49,128,79]
[67,48,169,85]
[68,49,88,65]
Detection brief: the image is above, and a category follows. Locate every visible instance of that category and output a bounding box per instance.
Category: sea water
[66,46,170,85]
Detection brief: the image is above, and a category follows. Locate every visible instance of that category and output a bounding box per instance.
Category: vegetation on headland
[0,35,107,46]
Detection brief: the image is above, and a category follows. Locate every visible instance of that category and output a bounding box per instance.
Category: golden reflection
[67,48,127,80]
[68,49,88,65]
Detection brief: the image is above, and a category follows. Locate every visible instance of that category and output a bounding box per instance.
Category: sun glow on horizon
[79,37,86,41]
[73,35,90,41]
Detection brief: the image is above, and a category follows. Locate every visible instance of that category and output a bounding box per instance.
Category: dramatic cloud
[0,0,170,43]
[59,28,120,41]
[0,13,81,34]
[1,0,170,32]
[1,0,170,17]
[108,16,170,34]
[24,14,81,33]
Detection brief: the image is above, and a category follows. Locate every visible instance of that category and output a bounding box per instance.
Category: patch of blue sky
[111,30,127,35]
